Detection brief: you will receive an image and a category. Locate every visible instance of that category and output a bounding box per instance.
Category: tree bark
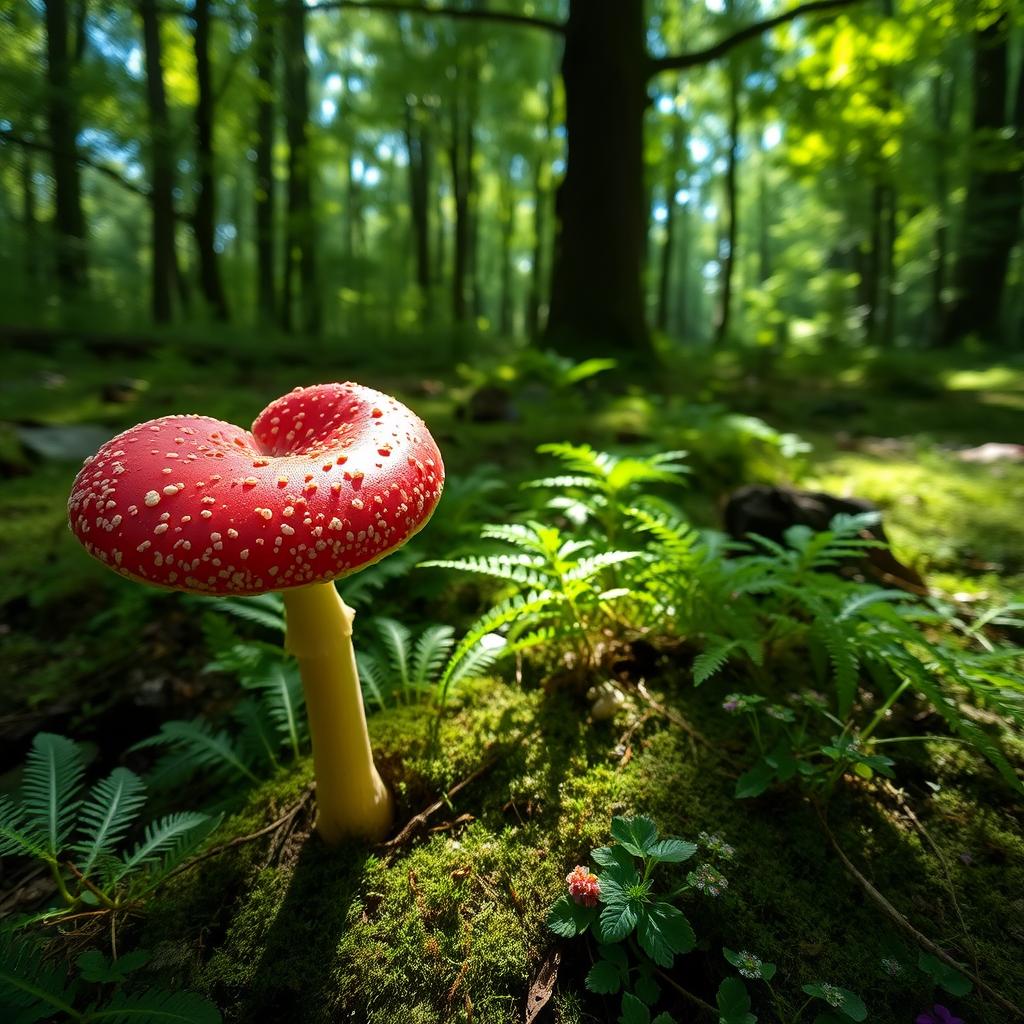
[942,13,1023,344]
[254,0,277,323]
[448,87,471,324]
[21,147,41,286]
[526,76,554,340]
[405,99,433,321]
[141,0,178,323]
[544,0,649,359]
[499,170,514,335]
[714,61,740,345]
[44,0,88,298]
[756,129,771,284]
[281,0,320,334]
[193,0,229,320]
[656,118,685,334]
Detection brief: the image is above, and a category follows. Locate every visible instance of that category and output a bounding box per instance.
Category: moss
[137,674,1023,1024]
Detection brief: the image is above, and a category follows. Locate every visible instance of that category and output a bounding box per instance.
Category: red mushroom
[68,382,444,843]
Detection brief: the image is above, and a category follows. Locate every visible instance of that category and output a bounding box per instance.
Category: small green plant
[718,948,867,1023]
[547,816,729,1024]
[0,937,220,1022]
[0,733,216,922]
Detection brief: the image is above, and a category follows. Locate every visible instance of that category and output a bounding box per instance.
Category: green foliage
[0,936,220,1023]
[0,734,216,917]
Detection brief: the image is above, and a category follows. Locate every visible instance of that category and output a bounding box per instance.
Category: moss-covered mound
[138,675,1023,1024]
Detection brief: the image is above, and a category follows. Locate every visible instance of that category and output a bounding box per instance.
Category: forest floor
[1,335,1022,1023]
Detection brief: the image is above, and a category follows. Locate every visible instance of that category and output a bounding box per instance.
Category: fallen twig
[817,804,1023,1021]
[166,786,315,882]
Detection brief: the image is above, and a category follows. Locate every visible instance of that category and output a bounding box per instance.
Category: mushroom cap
[68,383,444,595]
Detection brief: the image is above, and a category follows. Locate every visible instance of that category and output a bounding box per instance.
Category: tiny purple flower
[916,1005,965,1024]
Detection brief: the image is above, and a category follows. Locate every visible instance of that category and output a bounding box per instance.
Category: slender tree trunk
[21,148,40,286]
[929,67,954,343]
[674,192,691,338]
[254,0,277,323]
[282,0,319,334]
[756,129,772,283]
[545,0,649,358]
[193,0,229,320]
[141,0,177,322]
[44,0,88,298]
[405,99,433,321]
[448,89,470,324]
[656,117,684,333]
[714,61,740,345]
[526,73,555,339]
[499,171,514,335]
[942,13,1023,344]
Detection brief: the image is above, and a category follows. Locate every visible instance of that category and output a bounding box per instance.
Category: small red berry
[566,865,601,908]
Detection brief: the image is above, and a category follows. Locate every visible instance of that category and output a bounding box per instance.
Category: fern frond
[341,545,421,608]
[72,768,147,878]
[21,733,86,858]
[419,554,552,586]
[536,442,613,479]
[132,720,259,787]
[242,662,305,760]
[815,618,859,718]
[566,550,642,581]
[0,797,48,861]
[521,474,602,491]
[355,652,389,709]
[86,987,222,1023]
[233,699,281,771]
[0,934,77,1019]
[411,625,456,689]
[116,812,216,886]
[837,589,910,622]
[371,618,412,690]
[207,593,286,633]
[692,639,740,686]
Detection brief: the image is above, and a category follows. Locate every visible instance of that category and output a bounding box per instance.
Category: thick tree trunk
[714,62,740,346]
[193,0,229,320]
[141,0,177,323]
[282,0,320,335]
[254,0,277,323]
[44,0,88,298]
[942,14,1023,344]
[404,99,433,321]
[21,148,41,286]
[545,0,649,359]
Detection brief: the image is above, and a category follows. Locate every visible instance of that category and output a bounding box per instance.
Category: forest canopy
[2,0,1022,358]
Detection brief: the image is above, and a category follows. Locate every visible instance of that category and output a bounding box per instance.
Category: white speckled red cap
[68,383,444,595]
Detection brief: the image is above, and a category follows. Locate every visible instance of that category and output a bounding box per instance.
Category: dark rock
[457,385,518,424]
[16,423,116,463]
[723,484,927,593]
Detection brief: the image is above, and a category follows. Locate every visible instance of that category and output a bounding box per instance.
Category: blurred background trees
[0,0,1021,356]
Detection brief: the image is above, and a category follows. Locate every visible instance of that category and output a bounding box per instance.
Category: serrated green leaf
[636,902,695,967]
[634,969,661,1005]
[717,977,756,1024]
[735,760,776,799]
[619,991,650,1024]
[547,895,595,937]
[586,959,623,994]
[610,816,659,856]
[597,943,629,971]
[592,844,638,879]
[651,1014,677,1024]
[648,838,697,863]
[917,953,972,996]
[599,881,641,943]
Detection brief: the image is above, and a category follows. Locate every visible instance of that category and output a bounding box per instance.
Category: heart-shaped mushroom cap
[68,383,444,595]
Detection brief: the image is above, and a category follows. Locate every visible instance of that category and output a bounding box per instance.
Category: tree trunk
[282,0,319,335]
[545,0,649,359]
[714,61,740,345]
[44,0,88,298]
[405,99,433,322]
[499,171,514,335]
[141,0,177,323]
[254,0,277,323]
[193,0,229,320]
[929,67,954,344]
[448,89,470,324]
[656,118,684,333]
[756,129,771,283]
[942,13,1023,344]
[21,147,41,286]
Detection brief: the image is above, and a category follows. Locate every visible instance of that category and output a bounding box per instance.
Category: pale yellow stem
[281,583,393,844]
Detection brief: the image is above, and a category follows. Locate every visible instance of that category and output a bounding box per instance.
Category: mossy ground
[133,671,1023,1024]
[2,340,1023,1022]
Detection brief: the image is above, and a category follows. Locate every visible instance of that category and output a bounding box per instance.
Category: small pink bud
[566,865,601,908]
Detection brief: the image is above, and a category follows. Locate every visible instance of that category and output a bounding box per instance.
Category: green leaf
[598,877,641,943]
[77,948,151,983]
[647,838,697,863]
[651,1014,677,1024]
[21,733,86,857]
[717,977,756,1024]
[917,953,972,996]
[547,895,595,937]
[619,991,650,1024]
[72,768,148,878]
[610,816,659,857]
[801,984,866,1022]
[636,902,695,967]
[597,943,629,971]
[592,844,638,879]
[734,760,776,799]
[114,812,214,885]
[84,987,222,1023]
[633,968,661,1005]
[586,958,623,994]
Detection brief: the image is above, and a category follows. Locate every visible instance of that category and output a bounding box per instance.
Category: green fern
[21,733,86,858]
[72,769,148,879]
[114,812,217,889]
[131,720,260,788]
